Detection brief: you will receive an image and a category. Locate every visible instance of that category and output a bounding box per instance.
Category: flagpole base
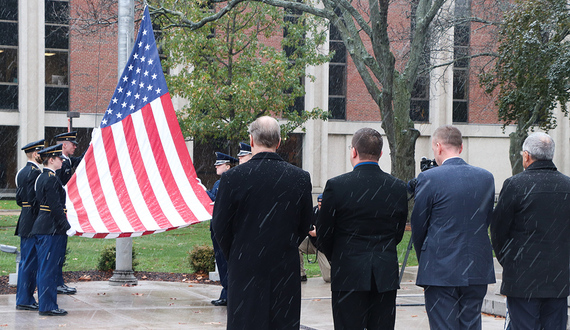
[109,270,138,286]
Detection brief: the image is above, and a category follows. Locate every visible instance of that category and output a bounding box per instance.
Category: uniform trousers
[211,231,228,300]
[332,277,397,330]
[16,236,37,305]
[424,285,487,330]
[507,296,568,330]
[298,237,331,282]
[56,236,68,286]
[35,234,67,312]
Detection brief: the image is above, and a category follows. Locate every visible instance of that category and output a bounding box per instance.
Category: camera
[407,157,438,195]
[420,157,438,172]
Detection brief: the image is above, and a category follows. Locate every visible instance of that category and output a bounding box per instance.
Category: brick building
[1,0,569,197]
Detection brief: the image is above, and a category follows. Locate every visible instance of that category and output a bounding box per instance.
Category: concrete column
[17,0,45,168]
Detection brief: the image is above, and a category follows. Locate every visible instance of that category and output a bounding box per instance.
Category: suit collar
[526,159,557,171]
[251,152,283,162]
[353,163,382,172]
[440,157,466,166]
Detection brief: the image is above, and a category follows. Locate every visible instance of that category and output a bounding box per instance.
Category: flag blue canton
[100,7,168,128]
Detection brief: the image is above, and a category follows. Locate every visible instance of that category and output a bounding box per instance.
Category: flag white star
[134,93,140,99]
[138,41,143,47]
[126,91,132,97]
[106,108,113,114]
[117,112,123,118]
[136,68,141,74]
[143,29,147,35]
[141,56,146,62]
[121,102,127,108]
[128,65,134,71]
[143,96,148,102]
[117,87,123,93]
[131,79,136,85]
[139,82,145,88]
[155,88,161,94]
[102,119,107,125]
[151,74,157,79]
[112,98,118,104]
[147,85,153,91]
[144,71,149,76]
[148,59,153,65]
[123,76,128,82]
[129,104,135,110]
[133,53,139,59]
[145,44,150,50]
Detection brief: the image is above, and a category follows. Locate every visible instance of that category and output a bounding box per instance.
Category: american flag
[65,6,213,238]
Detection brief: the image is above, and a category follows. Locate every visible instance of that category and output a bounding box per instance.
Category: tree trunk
[509,126,527,175]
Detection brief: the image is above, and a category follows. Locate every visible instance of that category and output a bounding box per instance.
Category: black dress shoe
[300,275,307,282]
[39,308,68,316]
[16,303,39,311]
[211,299,227,306]
[57,285,77,295]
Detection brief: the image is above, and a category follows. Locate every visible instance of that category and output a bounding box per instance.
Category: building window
[0,0,18,110]
[278,133,303,168]
[453,0,470,123]
[328,19,346,120]
[0,125,18,191]
[45,0,69,112]
[409,0,430,122]
[283,6,305,115]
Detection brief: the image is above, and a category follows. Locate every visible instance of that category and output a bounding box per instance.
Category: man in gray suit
[411,125,495,330]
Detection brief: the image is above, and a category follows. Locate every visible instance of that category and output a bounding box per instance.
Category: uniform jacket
[317,163,408,293]
[31,168,70,236]
[56,154,83,186]
[491,160,570,298]
[411,157,495,287]
[15,162,42,237]
[212,152,313,330]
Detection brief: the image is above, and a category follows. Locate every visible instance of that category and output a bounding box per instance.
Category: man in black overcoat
[491,132,570,329]
[14,139,44,311]
[317,128,408,329]
[212,116,313,330]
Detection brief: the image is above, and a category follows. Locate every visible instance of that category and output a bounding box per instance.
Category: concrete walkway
[0,267,509,330]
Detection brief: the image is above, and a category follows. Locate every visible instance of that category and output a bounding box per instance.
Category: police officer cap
[21,139,45,152]
[237,142,252,157]
[54,131,78,145]
[38,144,64,159]
[317,194,323,202]
[214,152,238,166]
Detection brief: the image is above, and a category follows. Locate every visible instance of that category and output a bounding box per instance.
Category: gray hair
[522,132,555,160]
[248,116,281,148]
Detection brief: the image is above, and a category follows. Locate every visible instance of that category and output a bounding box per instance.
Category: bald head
[248,116,281,151]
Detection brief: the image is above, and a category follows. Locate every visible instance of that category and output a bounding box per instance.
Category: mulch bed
[0,270,217,295]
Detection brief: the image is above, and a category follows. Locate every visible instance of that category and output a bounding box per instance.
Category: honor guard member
[14,139,44,311]
[53,131,82,295]
[208,152,238,307]
[54,131,83,186]
[237,142,252,164]
[31,144,70,316]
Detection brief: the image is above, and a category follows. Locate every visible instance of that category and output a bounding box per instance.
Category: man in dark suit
[31,144,70,316]
[491,132,570,330]
[53,131,82,295]
[411,125,495,330]
[317,127,408,329]
[212,116,313,330]
[14,139,44,311]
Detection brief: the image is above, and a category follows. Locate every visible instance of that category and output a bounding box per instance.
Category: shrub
[188,245,215,273]
[97,245,139,272]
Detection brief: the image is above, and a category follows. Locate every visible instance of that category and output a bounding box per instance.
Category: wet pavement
[0,266,511,330]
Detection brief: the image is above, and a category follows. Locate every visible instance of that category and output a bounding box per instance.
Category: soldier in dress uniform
[53,131,82,295]
[31,144,70,316]
[14,139,44,311]
[208,152,238,307]
[237,142,252,164]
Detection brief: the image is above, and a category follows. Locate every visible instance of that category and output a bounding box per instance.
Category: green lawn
[1,210,417,278]
[0,200,18,210]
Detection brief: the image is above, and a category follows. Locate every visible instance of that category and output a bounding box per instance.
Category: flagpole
[109,0,138,286]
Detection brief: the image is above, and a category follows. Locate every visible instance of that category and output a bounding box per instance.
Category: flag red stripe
[82,141,121,233]
[141,102,196,221]
[66,149,95,233]
[121,115,171,228]
[100,125,147,232]
[160,94,214,214]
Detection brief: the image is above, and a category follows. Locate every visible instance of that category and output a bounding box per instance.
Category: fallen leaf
[97,293,106,296]
[170,297,177,300]
[79,275,91,281]
[132,293,144,296]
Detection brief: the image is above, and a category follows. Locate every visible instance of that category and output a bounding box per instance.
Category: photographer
[298,194,330,283]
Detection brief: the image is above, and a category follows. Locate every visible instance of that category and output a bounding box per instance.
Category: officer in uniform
[31,144,70,316]
[53,131,82,295]
[14,139,44,311]
[208,152,238,306]
[237,142,252,164]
